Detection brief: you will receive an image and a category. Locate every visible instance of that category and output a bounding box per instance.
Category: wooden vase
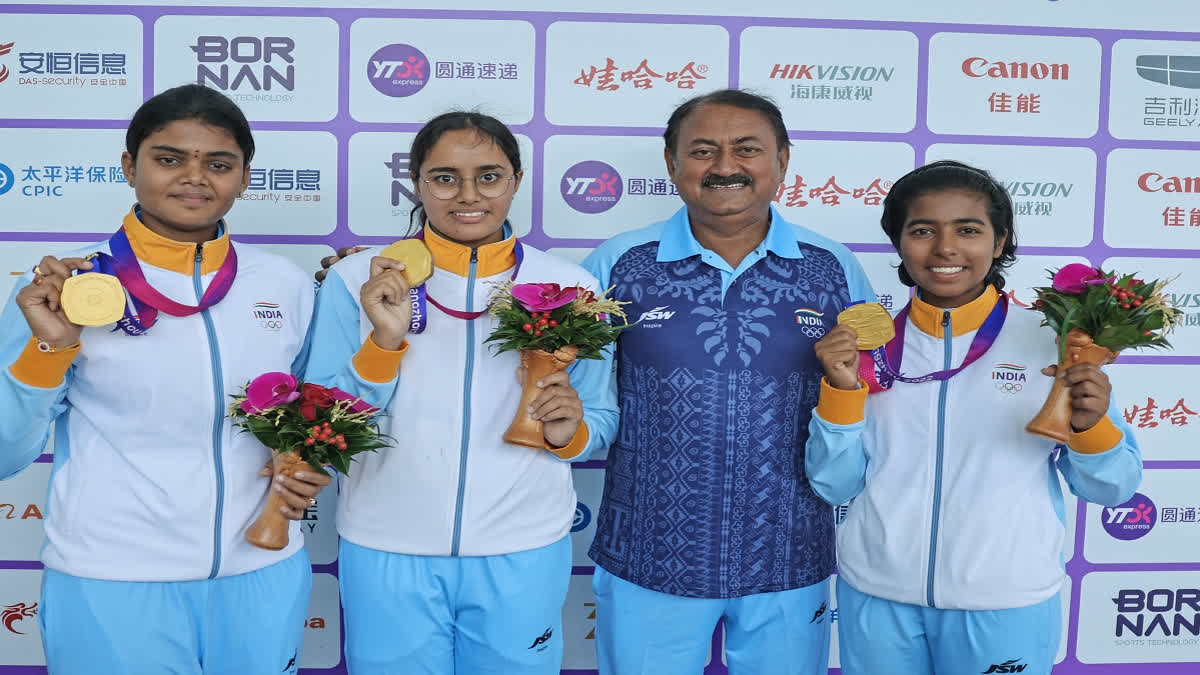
[245,449,306,551]
[503,346,579,448]
[1026,329,1117,443]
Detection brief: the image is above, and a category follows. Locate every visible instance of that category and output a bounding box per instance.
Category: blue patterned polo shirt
[582,205,874,599]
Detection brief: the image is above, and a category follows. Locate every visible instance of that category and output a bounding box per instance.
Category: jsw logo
[638,306,675,322]
[1106,502,1154,524]
[372,57,426,79]
[564,174,619,196]
[983,660,1028,673]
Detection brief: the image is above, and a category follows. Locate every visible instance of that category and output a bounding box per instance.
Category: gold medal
[61,274,126,326]
[837,302,895,350]
[379,240,434,287]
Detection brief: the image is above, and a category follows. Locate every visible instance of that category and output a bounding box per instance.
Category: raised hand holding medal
[16,254,113,350]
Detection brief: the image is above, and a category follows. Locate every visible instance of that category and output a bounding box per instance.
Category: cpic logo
[571,502,591,533]
[191,36,295,93]
[368,44,429,98]
[1101,492,1156,541]
[0,163,14,196]
[561,161,622,214]
[1,602,37,635]
[1136,55,1200,90]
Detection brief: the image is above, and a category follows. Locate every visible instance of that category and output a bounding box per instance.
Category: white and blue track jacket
[0,208,315,581]
[304,225,618,558]
[806,286,1142,611]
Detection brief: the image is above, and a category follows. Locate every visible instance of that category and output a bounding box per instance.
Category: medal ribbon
[90,226,238,336]
[406,227,524,334]
[859,292,1007,393]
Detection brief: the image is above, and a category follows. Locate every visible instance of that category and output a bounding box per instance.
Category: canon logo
[961,57,1070,80]
[1138,172,1200,193]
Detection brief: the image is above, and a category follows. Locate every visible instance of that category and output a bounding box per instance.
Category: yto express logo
[368,43,429,97]
[992,363,1026,394]
[1102,491,1156,540]
[561,160,622,214]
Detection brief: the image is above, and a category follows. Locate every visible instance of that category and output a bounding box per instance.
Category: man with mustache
[581,89,875,675]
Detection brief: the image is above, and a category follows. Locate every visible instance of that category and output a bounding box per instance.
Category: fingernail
[274,474,284,483]
[526,406,534,413]
[273,484,282,493]
[294,472,306,480]
[536,380,544,387]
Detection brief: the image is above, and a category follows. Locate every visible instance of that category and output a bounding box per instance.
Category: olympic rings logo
[261,320,283,331]
[995,381,1023,394]
[801,326,826,339]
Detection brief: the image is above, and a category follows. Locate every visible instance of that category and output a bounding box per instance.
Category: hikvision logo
[1136,55,1200,90]
[1138,172,1200,193]
[0,41,12,84]
[961,58,1070,80]
[768,64,894,82]
[1002,181,1074,198]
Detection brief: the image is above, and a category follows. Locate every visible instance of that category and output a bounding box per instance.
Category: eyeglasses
[420,172,515,200]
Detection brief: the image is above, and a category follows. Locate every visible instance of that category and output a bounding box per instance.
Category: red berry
[1120,303,1130,309]
[1133,299,1142,307]
[1109,290,1118,297]
[522,323,533,332]
[305,438,315,446]
[534,329,543,337]
[537,319,548,327]
[1144,331,1153,336]
[549,320,558,327]
[311,425,321,435]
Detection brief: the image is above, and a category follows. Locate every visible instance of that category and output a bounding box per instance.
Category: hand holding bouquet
[485,282,630,447]
[229,372,392,549]
[1026,264,1179,441]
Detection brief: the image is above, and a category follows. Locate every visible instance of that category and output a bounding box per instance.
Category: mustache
[701,174,753,188]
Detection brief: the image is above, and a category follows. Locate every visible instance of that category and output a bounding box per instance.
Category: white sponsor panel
[776,140,914,245]
[1084,469,1200,564]
[545,247,591,265]
[1103,150,1200,251]
[229,131,336,235]
[347,131,533,238]
[927,33,1101,138]
[1077,570,1200,664]
[569,467,603,566]
[546,22,728,126]
[924,144,1097,247]
[349,18,535,124]
[251,244,335,282]
[542,134,680,240]
[0,14,142,120]
[153,16,339,122]
[300,572,341,668]
[1110,39,1200,141]
[1002,253,1091,307]
[854,251,908,317]
[1108,364,1200,461]
[0,464,48,562]
[740,27,918,133]
[0,569,45,666]
[561,573,598,669]
[0,129,132,234]
[300,480,338,566]
[1104,256,1200,357]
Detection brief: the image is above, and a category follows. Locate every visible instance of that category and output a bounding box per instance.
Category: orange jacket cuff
[352,334,408,383]
[1068,415,1123,455]
[9,337,79,388]
[816,377,868,425]
[548,422,589,460]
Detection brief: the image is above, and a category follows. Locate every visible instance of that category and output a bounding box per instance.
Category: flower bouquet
[485,282,630,448]
[229,372,392,550]
[1026,263,1179,442]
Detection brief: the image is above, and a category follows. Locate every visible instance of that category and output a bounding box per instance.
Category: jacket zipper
[195,243,228,579]
[450,248,478,556]
[926,310,951,607]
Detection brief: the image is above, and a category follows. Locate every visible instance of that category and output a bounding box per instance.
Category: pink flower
[511,283,579,312]
[1051,263,1110,295]
[329,387,378,415]
[240,372,300,414]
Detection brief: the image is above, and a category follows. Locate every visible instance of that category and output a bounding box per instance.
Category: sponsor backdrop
[0,1,1197,672]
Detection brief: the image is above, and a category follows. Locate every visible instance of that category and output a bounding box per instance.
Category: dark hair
[407,111,522,232]
[663,89,791,156]
[880,160,1018,290]
[125,84,254,165]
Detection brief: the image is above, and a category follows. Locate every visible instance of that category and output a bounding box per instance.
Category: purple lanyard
[91,227,237,336]
[406,228,524,334]
[860,293,1007,392]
